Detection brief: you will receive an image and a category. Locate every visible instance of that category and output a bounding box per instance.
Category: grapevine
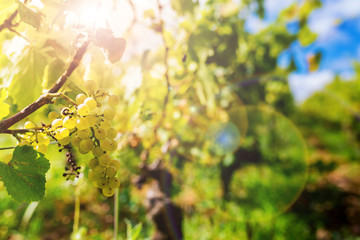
[16,80,121,197]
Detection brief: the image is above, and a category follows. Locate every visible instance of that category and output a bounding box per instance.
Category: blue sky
[245,0,360,102]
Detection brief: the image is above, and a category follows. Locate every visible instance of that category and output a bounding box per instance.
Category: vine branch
[153,0,171,134]
[141,0,171,163]
[0,147,17,151]
[1,127,46,135]
[0,0,30,33]
[0,38,90,133]
[0,9,19,32]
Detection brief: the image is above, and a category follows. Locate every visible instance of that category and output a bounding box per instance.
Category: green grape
[77,129,90,139]
[103,107,115,120]
[99,154,111,166]
[100,120,111,130]
[88,170,98,181]
[48,111,59,122]
[84,97,97,110]
[76,93,87,105]
[94,128,106,140]
[76,117,89,130]
[100,138,113,151]
[35,144,47,154]
[110,139,117,151]
[69,127,77,133]
[63,116,76,129]
[84,80,97,92]
[110,160,121,171]
[58,136,71,145]
[102,186,115,197]
[60,128,69,138]
[97,177,108,189]
[94,89,107,100]
[77,104,90,116]
[108,95,120,108]
[89,158,99,169]
[106,128,117,139]
[105,166,117,178]
[52,119,63,128]
[24,121,36,129]
[54,131,64,140]
[79,138,94,153]
[37,133,50,146]
[78,148,88,155]
[19,140,31,146]
[108,177,120,188]
[92,146,103,157]
[94,165,106,177]
[85,114,97,127]
[71,135,81,146]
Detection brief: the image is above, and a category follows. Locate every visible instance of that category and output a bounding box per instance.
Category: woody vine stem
[0,39,90,133]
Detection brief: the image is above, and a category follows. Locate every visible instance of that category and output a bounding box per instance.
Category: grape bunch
[19,121,51,153]
[18,81,121,197]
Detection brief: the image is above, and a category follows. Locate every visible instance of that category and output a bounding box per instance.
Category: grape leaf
[0,88,10,120]
[171,0,197,14]
[42,58,65,89]
[95,28,126,63]
[0,146,50,202]
[8,47,47,109]
[298,25,317,46]
[17,0,44,29]
[0,0,17,23]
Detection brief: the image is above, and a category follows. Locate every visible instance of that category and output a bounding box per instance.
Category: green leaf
[42,58,65,89]
[298,25,317,46]
[308,52,322,72]
[0,145,50,202]
[8,47,47,109]
[17,0,44,29]
[95,28,126,63]
[171,0,198,14]
[0,0,17,23]
[125,219,142,240]
[0,88,10,120]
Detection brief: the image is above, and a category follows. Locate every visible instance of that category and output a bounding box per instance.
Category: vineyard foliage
[0,0,359,239]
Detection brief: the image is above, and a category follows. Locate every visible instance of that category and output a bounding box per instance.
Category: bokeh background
[0,0,359,239]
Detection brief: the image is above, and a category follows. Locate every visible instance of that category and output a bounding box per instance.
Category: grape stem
[73,185,80,237]
[8,28,35,45]
[0,37,90,133]
[0,146,16,151]
[45,92,78,106]
[2,126,50,135]
[114,188,119,240]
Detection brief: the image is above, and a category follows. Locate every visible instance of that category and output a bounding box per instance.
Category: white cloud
[245,14,268,33]
[265,0,297,21]
[309,0,360,36]
[309,16,336,36]
[339,70,355,80]
[288,70,334,103]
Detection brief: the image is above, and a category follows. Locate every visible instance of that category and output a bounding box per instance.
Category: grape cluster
[18,81,121,197]
[19,121,51,153]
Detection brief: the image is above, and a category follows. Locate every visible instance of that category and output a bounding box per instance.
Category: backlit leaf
[0,146,50,202]
[17,0,44,29]
[8,46,47,109]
